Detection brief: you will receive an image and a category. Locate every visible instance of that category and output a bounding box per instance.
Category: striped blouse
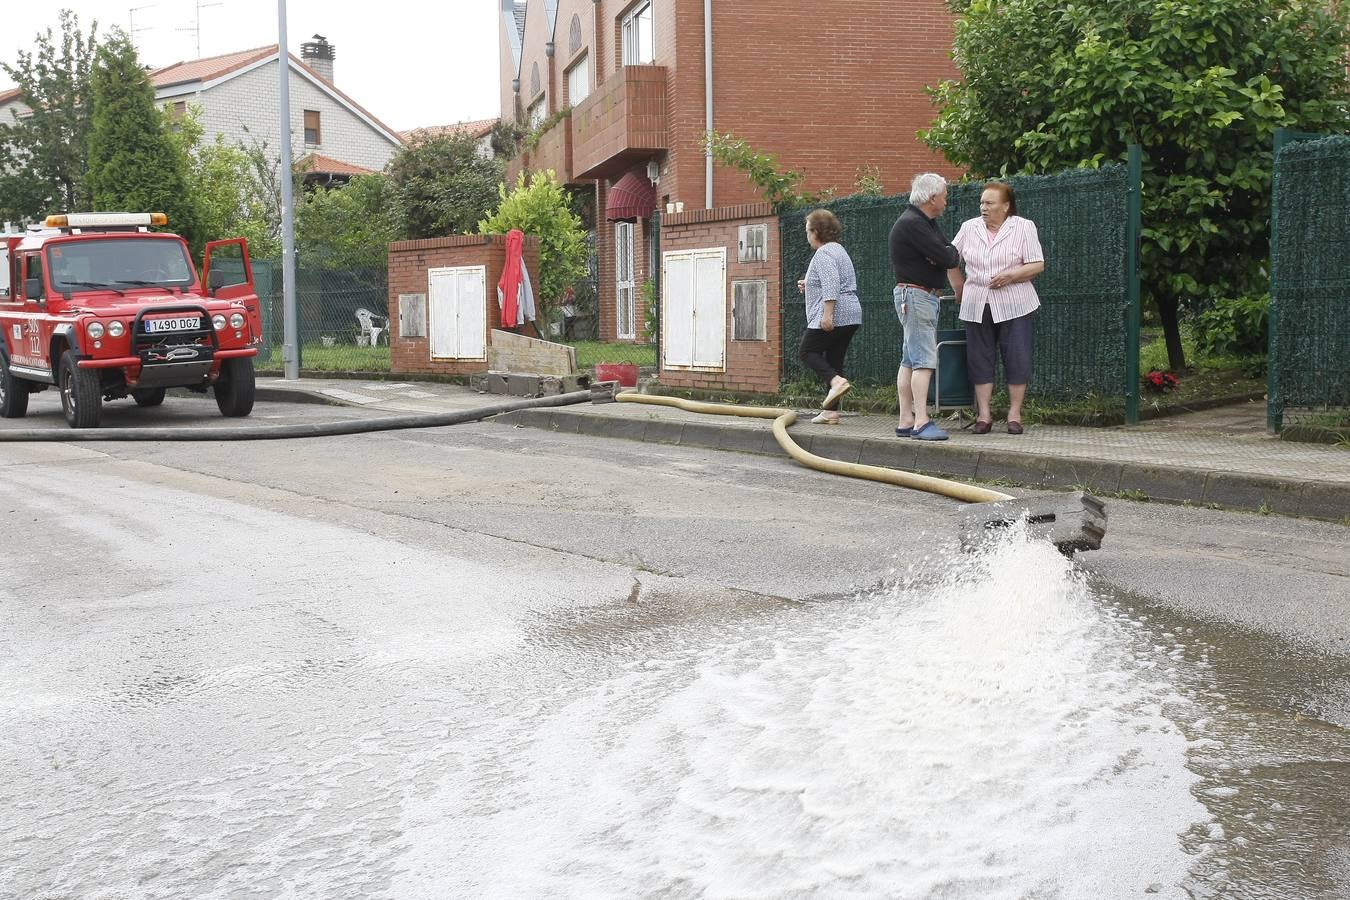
[951,215,1045,324]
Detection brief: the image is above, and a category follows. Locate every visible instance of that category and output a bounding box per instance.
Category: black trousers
[799,325,859,408]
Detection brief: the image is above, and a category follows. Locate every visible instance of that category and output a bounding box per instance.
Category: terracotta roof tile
[297,153,374,176]
[400,118,498,142]
[151,45,277,89]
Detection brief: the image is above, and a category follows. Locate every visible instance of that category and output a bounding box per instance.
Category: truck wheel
[214,356,255,417]
[0,354,30,418]
[132,387,166,407]
[59,351,101,428]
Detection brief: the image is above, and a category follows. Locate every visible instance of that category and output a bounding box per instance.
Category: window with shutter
[567,53,590,105]
[303,109,321,145]
[737,224,767,263]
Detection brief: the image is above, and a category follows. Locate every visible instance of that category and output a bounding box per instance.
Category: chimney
[300,34,335,83]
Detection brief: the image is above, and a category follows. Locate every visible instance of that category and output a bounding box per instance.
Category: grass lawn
[258,342,655,374]
[257,344,392,373]
[571,341,656,368]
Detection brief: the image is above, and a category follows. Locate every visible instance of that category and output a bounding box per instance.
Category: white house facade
[151,40,402,175]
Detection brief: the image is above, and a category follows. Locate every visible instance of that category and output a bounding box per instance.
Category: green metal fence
[780,161,1140,412]
[1268,130,1350,434]
[250,262,391,373]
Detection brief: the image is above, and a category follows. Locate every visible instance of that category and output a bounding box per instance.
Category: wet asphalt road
[1,392,1347,897]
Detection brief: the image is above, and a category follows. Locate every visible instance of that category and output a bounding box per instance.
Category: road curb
[495,406,1349,523]
[252,386,351,407]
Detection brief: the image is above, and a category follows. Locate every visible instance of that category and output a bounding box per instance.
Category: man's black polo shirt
[889,203,960,290]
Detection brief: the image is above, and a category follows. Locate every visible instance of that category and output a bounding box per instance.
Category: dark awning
[606,167,656,222]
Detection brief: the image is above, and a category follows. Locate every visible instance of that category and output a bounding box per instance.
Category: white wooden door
[662,253,693,366]
[661,247,725,371]
[428,265,486,360]
[615,221,636,339]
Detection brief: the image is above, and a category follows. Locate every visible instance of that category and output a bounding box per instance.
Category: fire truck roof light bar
[45,213,168,228]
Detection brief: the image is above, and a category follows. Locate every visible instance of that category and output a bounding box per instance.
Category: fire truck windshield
[47,237,194,293]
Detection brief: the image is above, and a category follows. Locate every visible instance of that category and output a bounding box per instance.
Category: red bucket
[594,363,639,387]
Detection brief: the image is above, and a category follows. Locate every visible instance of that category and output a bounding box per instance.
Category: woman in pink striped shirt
[948,182,1045,435]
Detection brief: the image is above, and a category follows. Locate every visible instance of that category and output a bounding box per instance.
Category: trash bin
[928,328,973,410]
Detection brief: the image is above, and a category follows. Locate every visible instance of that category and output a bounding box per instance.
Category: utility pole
[278,0,299,380]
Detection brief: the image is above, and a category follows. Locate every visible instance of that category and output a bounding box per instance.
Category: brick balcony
[505,111,574,186]
[531,112,573,184]
[572,65,668,180]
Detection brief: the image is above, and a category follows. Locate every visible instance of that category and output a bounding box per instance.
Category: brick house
[498,0,960,349]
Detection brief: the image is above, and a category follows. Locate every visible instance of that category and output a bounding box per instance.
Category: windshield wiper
[58,280,126,295]
[114,280,179,294]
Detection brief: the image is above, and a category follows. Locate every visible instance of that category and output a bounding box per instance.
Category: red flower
[1144,370,1179,394]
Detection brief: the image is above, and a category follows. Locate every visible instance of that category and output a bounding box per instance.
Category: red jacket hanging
[497,229,524,329]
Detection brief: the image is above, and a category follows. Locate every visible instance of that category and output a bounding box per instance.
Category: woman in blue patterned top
[797,209,863,424]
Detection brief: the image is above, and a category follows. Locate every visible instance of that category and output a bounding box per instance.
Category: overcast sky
[1,1,502,131]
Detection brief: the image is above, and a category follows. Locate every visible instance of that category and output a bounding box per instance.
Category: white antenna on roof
[128,4,156,49]
[175,0,223,58]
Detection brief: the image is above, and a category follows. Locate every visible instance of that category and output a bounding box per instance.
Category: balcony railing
[572,65,667,180]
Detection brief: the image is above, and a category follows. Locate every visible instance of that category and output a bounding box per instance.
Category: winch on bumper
[133,304,218,388]
[78,304,250,389]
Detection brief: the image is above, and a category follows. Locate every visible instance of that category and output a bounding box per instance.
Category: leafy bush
[1193,294,1269,359]
[479,171,588,313]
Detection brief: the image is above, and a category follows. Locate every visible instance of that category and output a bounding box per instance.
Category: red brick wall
[658,202,781,394]
[387,234,540,376]
[505,1,961,203]
[664,0,961,211]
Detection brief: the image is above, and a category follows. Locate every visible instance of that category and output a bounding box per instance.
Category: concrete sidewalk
[254,376,1350,523]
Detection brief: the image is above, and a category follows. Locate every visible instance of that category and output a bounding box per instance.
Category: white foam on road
[394,530,1210,898]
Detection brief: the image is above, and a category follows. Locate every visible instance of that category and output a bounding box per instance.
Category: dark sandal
[1007,421,1024,435]
[973,420,992,434]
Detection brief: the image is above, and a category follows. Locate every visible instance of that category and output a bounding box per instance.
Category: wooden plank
[488,329,579,375]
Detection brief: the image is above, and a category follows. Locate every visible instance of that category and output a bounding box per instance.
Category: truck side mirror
[208,269,227,295]
[24,277,42,301]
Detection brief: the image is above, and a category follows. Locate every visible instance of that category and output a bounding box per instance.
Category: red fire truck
[0,213,260,428]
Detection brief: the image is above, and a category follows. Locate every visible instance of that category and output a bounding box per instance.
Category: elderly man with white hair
[887,173,961,441]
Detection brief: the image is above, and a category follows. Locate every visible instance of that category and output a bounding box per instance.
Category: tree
[296,174,400,270]
[87,32,201,249]
[169,109,284,260]
[478,171,588,317]
[923,0,1350,370]
[0,10,99,222]
[387,131,503,238]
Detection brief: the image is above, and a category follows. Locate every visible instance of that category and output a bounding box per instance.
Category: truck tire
[132,387,166,407]
[0,353,30,418]
[59,351,101,428]
[214,356,255,417]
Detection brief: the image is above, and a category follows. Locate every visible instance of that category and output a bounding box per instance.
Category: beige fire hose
[616,392,1013,504]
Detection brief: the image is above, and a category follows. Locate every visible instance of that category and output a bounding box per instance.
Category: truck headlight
[212,315,226,331]
[229,313,245,329]
[107,320,125,338]
[86,322,104,339]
